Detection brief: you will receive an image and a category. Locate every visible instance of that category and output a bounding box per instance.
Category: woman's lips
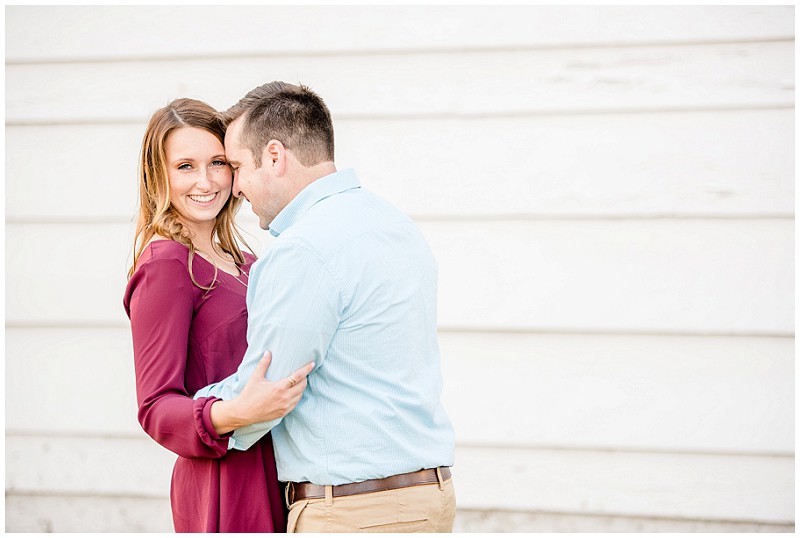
[188,192,218,204]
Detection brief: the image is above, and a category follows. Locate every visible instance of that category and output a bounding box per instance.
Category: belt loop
[435,467,444,491]
[325,485,333,507]
[285,482,294,508]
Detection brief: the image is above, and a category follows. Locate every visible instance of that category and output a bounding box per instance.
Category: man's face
[225,117,284,230]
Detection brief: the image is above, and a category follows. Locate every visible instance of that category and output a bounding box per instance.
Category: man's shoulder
[316,187,411,228]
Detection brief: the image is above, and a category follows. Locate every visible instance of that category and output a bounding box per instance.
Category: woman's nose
[195,169,212,190]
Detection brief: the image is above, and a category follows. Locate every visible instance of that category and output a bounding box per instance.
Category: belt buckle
[285,482,296,508]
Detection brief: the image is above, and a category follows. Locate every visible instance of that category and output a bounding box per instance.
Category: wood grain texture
[438,332,793,454]
[7,328,792,455]
[5,219,793,334]
[454,508,795,532]
[8,495,792,533]
[6,109,793,220]
[453,445,793,522]
[4,5,793,532]
[424,218,793,334]
[5,6,793,62]
[5,435,793,523]
[6,41,793,123]
[5,494,173,533]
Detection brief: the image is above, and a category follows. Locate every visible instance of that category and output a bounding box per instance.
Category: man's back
[268,170,455,484]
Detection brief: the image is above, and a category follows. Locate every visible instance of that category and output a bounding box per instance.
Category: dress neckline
[146,238,249,277]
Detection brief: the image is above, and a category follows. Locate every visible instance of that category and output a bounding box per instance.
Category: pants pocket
[286,500,309,533]
[359,518,430,533]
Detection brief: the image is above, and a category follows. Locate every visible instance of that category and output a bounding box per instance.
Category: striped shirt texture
[194,168,455,485]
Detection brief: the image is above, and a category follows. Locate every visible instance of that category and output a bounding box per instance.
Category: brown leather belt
[286,467,451,505]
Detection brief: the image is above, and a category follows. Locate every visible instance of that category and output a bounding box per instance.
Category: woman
[123,98,313,532]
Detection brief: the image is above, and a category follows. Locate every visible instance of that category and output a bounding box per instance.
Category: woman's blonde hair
[128,98,252,288]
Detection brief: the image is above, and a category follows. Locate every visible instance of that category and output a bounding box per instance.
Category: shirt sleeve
[126,257,230,459]
[194,240,341,451]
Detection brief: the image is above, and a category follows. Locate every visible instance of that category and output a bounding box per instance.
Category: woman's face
[164,127,232,233]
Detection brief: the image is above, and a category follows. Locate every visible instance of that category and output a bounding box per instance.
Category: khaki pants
[287,476,456,533]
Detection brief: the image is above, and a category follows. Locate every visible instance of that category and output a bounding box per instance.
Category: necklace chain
[231,267,249,288]
[197,247,248,288]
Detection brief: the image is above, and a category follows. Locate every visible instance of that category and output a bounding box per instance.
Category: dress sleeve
[125,257,229,459]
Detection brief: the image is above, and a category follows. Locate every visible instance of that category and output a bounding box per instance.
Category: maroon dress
[123,240,286,533]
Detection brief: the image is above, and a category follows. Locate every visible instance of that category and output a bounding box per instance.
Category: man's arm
[206,350,314,436]
[194,241,341,450]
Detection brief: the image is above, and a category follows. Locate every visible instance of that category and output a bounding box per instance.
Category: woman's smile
[164,126,233,233]
[188,192,219,205]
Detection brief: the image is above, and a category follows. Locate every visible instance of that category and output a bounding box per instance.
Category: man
[194,81,456,532]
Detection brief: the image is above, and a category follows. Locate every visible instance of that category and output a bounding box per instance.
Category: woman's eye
[211,160,227,167]
[177,163,192,171]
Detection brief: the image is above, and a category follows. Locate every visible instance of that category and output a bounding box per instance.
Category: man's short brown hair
[220,81,335,167]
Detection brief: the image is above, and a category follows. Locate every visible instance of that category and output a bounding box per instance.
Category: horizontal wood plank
[453,446,794,523]
[340,109,794,218]
[5,328,142,437]
[5,6,792,62]
[5,435,792,523]
[453,509,794,533]
[424,219,793,334]
[6,109,794,221]
[6,41,793,123]
[5,435,174,498]
[6,328,793,454]
[5,494,793,533]
[438,332,793,454]
[5,494,173,533]
[5,220,793,334]
[5,223,136,326]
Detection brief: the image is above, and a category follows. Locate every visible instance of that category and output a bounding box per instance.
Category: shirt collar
[268,168,361,237]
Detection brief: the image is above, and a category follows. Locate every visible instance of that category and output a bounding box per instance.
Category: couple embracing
[123,82,456,533]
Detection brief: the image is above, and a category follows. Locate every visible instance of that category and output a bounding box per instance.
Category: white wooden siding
[6,42,794,123]
[5,435,794,523]
[6,328,793,454]
[5,6,792,62]
[5,219,794,334]
[5,5,793,533]
[6,109,795,220]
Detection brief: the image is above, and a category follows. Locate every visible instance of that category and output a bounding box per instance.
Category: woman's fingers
[247,352,314,397]
[286,361,315,388]
[253,351,272,380]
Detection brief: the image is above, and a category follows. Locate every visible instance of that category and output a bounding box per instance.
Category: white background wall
[5,5,794,532]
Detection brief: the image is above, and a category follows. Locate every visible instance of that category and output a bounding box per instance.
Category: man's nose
[232,172,243,198]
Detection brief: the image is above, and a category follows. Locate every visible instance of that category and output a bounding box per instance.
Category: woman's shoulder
[140,238,190,266]
[129,239,192,283]
[124,239,194,312]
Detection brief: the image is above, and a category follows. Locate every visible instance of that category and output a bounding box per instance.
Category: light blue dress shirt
[195,169,455,485]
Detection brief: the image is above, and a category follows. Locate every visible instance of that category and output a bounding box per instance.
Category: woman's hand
[236,351,314,423]
[209,351,315,436]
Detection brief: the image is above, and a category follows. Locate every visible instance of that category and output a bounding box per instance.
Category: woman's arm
[125,257,230,459]
[209,351,314,435]
[125,256,315,454]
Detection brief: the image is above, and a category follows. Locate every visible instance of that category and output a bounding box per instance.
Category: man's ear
[262,140,286,174]
[261,139,286,165]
